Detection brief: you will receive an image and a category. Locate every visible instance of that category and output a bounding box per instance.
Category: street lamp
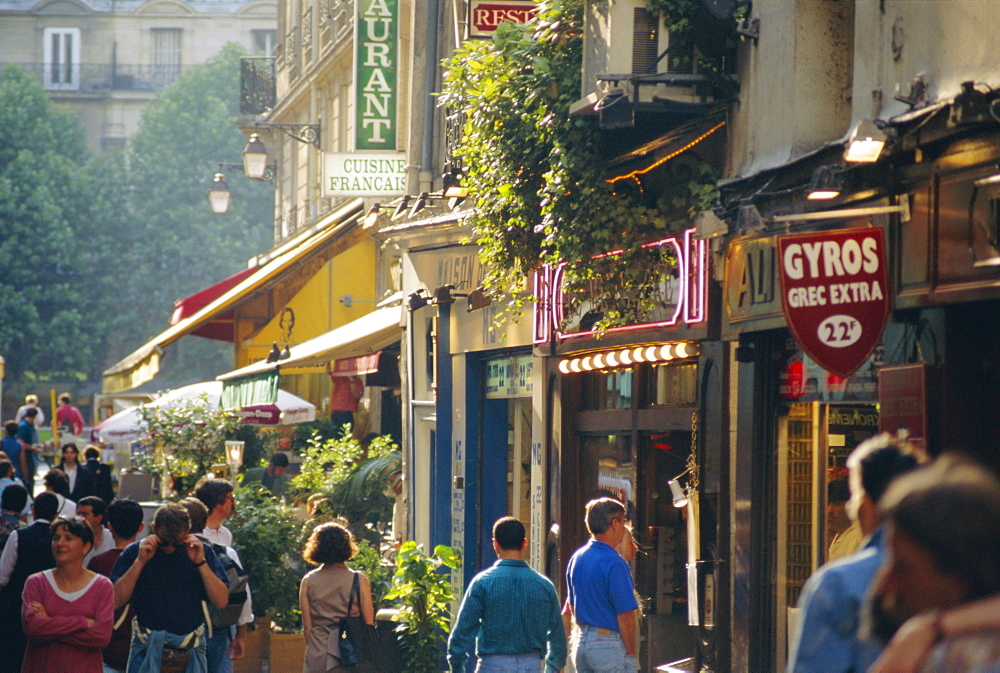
[225,440,245,482]
[242,133,269,180]
[209,173,231,215]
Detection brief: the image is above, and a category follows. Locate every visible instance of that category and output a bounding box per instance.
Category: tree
[109,43,273,387]
[0,65,123,383]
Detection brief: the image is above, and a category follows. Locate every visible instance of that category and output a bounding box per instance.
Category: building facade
[0,0,277,152]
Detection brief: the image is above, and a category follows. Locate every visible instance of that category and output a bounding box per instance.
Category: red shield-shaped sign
[777,226,890,378]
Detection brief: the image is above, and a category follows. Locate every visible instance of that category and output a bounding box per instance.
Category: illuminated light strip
[557,341,702,374]
[684,228,706,324]
[607,121,727,184]
[558,235,701,341]
[533,227,708,345]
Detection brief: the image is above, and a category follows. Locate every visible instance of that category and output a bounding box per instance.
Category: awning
[331,350,400,387]
[102,198,364,393]
[217,304,402,382]
[331,353,382,376]
[169,266,258,342]
[606,114,727,178]
[221,371,280,409]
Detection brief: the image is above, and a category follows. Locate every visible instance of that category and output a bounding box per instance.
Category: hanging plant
[440,0,719,333]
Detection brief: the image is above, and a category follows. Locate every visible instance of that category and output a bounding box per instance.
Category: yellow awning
[217,304,402,382]
[102,199,364,393]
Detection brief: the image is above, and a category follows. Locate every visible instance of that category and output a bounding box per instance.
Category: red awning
[331,352,382,377]
[169,266,258,342]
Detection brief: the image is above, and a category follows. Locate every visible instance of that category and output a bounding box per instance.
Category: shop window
[647,362,697,406]
[579,434,633,518]
[581,369,633,410]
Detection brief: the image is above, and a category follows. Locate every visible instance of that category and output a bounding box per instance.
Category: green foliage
[108,42,273,388]
[348,539,394,610]
[0,43,274,395]
[291,433,399,531]
[384,542,462,672]
[229,485,303,630]
[439,0,719,332]
[0,65,125,383]
[135,395,240,487]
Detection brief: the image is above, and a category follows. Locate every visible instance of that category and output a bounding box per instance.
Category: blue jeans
[126,626,208,673]
[205,628,234,673]
[572,626,637,673]
[476,653,543,672]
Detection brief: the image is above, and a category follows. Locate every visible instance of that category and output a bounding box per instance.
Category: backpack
[206,541,249,628]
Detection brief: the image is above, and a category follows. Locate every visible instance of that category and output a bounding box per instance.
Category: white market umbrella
[92,380,316,444]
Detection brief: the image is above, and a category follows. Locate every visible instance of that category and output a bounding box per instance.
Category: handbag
[337,571,381,671]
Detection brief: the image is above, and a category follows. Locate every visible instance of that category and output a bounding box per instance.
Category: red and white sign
[469,1,538,37]
[777,226,890,379]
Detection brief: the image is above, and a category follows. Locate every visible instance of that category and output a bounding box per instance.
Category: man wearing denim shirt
[788,433,922,673]
[564,498,638,673]
[448,517,566,672]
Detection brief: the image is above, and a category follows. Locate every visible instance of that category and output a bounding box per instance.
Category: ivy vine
[440,0,720,332]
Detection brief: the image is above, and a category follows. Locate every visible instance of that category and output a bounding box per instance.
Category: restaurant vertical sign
[777,226,890,379]
[356,0,398,150]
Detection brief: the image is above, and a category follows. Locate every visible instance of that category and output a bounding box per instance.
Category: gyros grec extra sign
[777,226,890,379]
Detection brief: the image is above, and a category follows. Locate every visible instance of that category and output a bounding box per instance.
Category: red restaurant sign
[777,226,890,378]
[469,1,538,37]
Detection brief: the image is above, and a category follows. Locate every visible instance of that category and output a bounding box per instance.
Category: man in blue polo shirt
[564,497,638,673]
[448,517,566,672]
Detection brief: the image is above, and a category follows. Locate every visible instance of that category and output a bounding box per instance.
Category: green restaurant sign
[356,0,398,150]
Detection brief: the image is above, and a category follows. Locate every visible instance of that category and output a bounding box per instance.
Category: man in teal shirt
[448,517,566,673]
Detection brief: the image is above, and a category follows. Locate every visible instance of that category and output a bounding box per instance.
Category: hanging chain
[687,410,700,492]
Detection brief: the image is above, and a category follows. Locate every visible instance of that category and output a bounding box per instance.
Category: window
[252,29,277,57]
[43,28,81,90]
[151,29,182,87]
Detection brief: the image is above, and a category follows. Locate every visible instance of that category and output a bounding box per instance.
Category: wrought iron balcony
[241,57,276,115]
[7,63,188,93]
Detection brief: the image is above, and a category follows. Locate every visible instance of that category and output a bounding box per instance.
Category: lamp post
[225,440,245,483]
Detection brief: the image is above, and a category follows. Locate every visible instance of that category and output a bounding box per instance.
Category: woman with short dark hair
[21,518,114,672]
[299,522,374,672]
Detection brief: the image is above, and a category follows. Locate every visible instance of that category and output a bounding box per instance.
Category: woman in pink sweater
[21,518,114,672]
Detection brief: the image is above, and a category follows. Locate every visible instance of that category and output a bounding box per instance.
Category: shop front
[400,238,538,589]
[715,187,973,669]
[538,228,726,671]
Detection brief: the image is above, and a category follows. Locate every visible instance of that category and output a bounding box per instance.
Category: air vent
[632,8,659,74]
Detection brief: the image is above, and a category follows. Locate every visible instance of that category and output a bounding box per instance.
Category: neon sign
[533,228,707,344]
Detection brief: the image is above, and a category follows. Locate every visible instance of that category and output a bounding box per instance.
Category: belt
[580,624,616,637]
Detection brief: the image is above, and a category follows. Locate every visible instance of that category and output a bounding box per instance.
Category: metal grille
[240,57,276,115]
[785,403,814,607]
[12,62,192,92]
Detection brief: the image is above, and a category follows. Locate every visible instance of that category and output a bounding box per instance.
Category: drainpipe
[419,0,441,194]
[433,294,453,550]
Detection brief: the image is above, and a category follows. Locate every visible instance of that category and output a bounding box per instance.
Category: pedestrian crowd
[2,388,1000,673]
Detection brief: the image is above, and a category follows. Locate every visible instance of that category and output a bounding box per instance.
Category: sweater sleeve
[545,586,568,672]
[447,579,484,673]
[22,574,90,642]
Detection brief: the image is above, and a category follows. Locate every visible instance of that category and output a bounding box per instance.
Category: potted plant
[228,485,304,672]
[135,395,240,495]
[384,542,461,672]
